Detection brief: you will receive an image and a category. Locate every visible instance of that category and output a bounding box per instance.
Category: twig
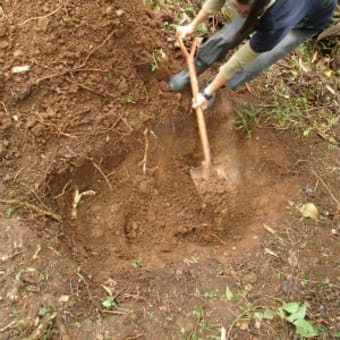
[54,180,72,199]
[311,169,339,207]
[72,115,123,136]
[0,321,16,333]
[0,101,9,115]
[207,231,227,245]
[0,198,62,222]
[312,169,339,220]
[91,161,113,191]
[127,333,145,340]
[118,114,134,132]
[17,5,62,26]
[55,316,71,340]
[34,112,77,138]
[36,28,117,83]
[26,312,58,339]
[138,128,149,174]
[226,307,252,339]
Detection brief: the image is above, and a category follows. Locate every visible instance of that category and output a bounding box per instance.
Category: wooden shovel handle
[176,33,212,177]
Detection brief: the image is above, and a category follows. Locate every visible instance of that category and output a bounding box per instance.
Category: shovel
[176,33,239,206]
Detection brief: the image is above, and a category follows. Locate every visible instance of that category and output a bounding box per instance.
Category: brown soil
[0,1,339,339]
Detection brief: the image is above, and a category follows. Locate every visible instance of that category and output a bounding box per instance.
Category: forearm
[190,8,210,30]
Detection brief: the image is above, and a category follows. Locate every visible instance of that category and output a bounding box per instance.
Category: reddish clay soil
[0,1,339,339]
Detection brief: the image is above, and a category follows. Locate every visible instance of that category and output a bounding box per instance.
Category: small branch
[0,101,10,115]
[92,161,113,191]
[34,112,77,138]
[54,180,72,199]
[0,321,16,333]
[17,5,62,26]
[36,28,117,83]
[138,128,149,174]
[0,198,62,222]
[311,169,339,207]
[26,313,58,339]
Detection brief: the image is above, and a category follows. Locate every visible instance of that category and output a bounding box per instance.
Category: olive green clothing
[219,41,259,80]
[202,0,225,14]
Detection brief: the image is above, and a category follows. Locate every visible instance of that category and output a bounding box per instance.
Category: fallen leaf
[298,203,319,220]
[264,248,279,257]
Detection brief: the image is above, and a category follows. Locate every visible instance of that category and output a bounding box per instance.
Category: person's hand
[192,93,208,110]
[176,24,195,39]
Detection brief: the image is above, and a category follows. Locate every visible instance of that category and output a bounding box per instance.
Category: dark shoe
[168,58,208,91]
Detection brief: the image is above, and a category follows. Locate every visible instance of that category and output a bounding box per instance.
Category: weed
[39,305,54,317]
[196,23,208,36]
[102,296,118,310]
[184,7,196,16]
[232,105,261,139]
[278,302,318,338]
[120,95,134,105]
[151,48,166,72]
[132,257,143,269]
[202,289,219,299]
[163,21,173,34]
[180,306,221,339]
[225,285,241,302]
[143,0,160,11]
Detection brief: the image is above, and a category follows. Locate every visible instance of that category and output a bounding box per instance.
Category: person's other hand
[176,24,195,39]
[192,93,208,110]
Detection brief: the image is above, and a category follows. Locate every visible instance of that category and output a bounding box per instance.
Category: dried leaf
[298,203,319,220]
[264,248,279,257]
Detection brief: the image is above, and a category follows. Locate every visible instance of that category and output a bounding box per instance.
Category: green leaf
[332,332,340,338]
[85,319,93,327]
[226,286,240,301]
[278,307,286,319]
[39,305,53,317]
[281,302,300,314]
[253,312,264,321]
[7,207,15,218]
[287,305,306,323]
[263,310,274,320]
[74,321,81,328]
[102,296,117,309]
[293,319,318,338]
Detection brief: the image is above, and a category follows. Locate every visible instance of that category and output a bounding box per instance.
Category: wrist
[202,88,213,100]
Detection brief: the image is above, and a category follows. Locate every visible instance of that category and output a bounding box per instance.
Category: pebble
[0,40,9,49]
[13,49,24,60]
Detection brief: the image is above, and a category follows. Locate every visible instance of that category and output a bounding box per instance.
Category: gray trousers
[196,16,318,90]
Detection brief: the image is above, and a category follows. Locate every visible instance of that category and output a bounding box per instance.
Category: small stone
[118,78,129,94]
[106,6,113,15]
[26,115,36,129]
[0,23,7,37]
[36,17,49,33]
[13,49,24,60]
[0,142,7,157]
[0,40,9,49]
[138,180,150,195]
[116,9,124,17]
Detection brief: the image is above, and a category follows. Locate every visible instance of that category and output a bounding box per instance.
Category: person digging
[168,0,336,111]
